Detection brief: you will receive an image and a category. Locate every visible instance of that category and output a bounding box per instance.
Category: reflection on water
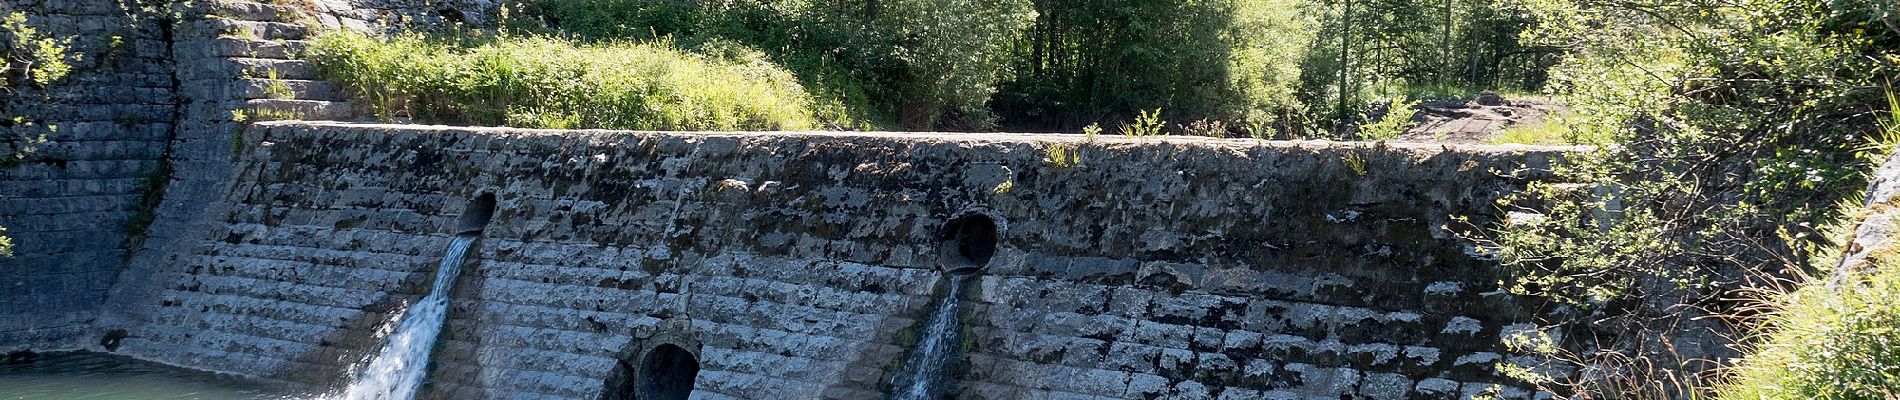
[0,352,294,400]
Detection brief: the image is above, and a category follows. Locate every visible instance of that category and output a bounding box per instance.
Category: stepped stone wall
[0,0,178,350]
[96,121,1581,399]
[3,2,1601,398]
[2,0,361,354]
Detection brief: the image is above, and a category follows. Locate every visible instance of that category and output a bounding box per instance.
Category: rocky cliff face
[92,121,1579,398]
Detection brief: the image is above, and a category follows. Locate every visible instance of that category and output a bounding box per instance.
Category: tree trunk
[1337,0,1353,121]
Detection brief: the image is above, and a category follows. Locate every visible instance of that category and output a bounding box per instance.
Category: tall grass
[1719,246,1900,399]
[304,31,825,131]
[1718,92,1900,399]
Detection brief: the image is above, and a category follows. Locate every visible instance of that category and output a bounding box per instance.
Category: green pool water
[0,352,296,400]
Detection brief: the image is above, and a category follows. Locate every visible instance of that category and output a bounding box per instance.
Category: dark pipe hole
[941,214,998,274]
[636,344,699,400]
[456,193,496,235]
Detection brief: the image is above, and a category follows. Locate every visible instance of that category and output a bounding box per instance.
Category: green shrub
[1356,99,1417,140]
[1120,108,1166,137]
[304,31,823,131]
[520,0,1031,131]
[0,224,11,257]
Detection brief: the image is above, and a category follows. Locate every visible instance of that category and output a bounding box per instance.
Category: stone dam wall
[0,0,179,350]
[0,0,499,355]
[86,121,1579,399]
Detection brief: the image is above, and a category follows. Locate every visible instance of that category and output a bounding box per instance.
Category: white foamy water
[328,235,475,400]
[891,276,967,400]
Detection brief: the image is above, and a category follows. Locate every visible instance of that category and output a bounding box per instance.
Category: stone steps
[200,1,360,122]
[212,38,310,59]
[237,78,337,101]
[228,58,316,80]
[206,0,304,24]
[200,19,310,42]
[244,99,352,121]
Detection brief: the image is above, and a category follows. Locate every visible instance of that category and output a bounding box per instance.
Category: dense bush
[518,0,1032,130]
[994,0,1312,132]
[1473,0,1900,397]
[305,31,824,131]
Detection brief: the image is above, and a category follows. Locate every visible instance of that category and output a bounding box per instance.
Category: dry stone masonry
[94,122,1575,399]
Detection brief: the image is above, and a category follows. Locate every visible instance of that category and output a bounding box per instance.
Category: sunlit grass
[1488,121,1570,145]
[1719,245,1900,399]
[304,31,831,131]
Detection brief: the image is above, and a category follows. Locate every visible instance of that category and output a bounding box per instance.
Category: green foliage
[2,11,76,88]
[1295,0,1556,125]
[995,0,1313,129]
[124,161,171,246]
[1120,108,1166,138]
[517,0,1558,135]
[1356,99,1417,140]
[1340,151,1367,176]
[1722,244,1900,399]
[1473,0,1900,396]
[0,223,11,257]
[521,0,1031,130]
[304,30,823,131]
[1043,143,1080,168]
[1720,89,1900,400]
[2,117,49,167]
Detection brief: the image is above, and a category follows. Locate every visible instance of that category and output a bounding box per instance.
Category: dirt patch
[1393,92,1563,144]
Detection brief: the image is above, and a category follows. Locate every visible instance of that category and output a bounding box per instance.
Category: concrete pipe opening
[600,336,700,400]
[456,193,496,235]
[940,213,999,275]
[633,344,699,400]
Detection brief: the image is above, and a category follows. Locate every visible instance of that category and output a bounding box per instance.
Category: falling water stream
[890,275,969,400]
[329,235,476,400]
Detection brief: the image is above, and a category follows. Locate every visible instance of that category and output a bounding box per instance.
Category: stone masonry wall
[0,0,177,351]
[98,121,1579,399]
[0,0,367,354]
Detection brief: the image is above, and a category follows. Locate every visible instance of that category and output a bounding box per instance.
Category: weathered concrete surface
[96,121,1581,399]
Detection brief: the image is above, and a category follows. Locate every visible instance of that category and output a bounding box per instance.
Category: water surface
[0,352,291,400]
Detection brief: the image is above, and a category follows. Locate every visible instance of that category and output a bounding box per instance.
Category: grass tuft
[304,31,828,131]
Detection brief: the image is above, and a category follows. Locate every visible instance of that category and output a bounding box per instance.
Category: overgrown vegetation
[305,30,827,130]
[339,0,1556,134]
[1466,0,1900,397]
[507,0,1032,131]
[1722,240,1900,399]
